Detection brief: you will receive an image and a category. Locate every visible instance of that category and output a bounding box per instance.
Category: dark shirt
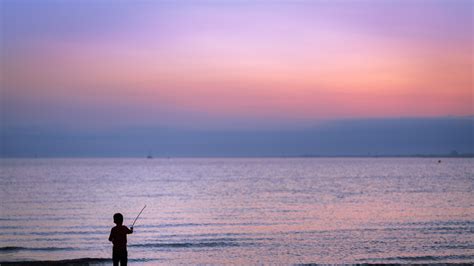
[109,225,133,251]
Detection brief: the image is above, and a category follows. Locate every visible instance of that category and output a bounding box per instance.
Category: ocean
[0,158,473,264]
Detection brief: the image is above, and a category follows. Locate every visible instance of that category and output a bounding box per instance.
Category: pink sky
[1,1,472,129]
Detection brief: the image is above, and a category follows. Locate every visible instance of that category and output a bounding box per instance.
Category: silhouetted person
[109,213,133,266]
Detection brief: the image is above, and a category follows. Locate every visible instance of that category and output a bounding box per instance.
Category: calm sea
[0,158,473,264]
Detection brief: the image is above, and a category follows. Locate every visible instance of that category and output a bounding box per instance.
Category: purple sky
[1,0,472,156]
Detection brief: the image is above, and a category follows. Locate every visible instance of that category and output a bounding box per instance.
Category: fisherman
[109,213,133,266]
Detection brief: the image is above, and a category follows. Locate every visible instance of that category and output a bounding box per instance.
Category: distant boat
[147,155,153,159]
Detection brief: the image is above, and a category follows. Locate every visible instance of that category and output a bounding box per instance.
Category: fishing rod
[131,205,147,228]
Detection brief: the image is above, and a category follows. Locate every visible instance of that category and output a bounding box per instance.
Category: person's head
[113,213,123,225]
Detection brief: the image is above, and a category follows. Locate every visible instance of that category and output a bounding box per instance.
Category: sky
[0,0,473,156]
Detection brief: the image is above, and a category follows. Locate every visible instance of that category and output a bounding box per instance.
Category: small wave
[139,221,277,229]
[1,230,105,236]
[427,244,474,250]
[0,246,75,252]
[0,258,162,265]
[131,241,241,248]
[156,222,222,228]
[0,258,110,265]
[365,254,474,262]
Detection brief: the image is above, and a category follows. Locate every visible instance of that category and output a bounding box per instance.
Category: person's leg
[120,251,128,266]
[113,255,119,266]
[113,249,123,266]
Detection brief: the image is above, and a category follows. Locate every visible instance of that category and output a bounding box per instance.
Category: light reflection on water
[0,158,473,264]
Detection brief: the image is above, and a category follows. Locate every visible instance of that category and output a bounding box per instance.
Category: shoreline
[0,258,110,265]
